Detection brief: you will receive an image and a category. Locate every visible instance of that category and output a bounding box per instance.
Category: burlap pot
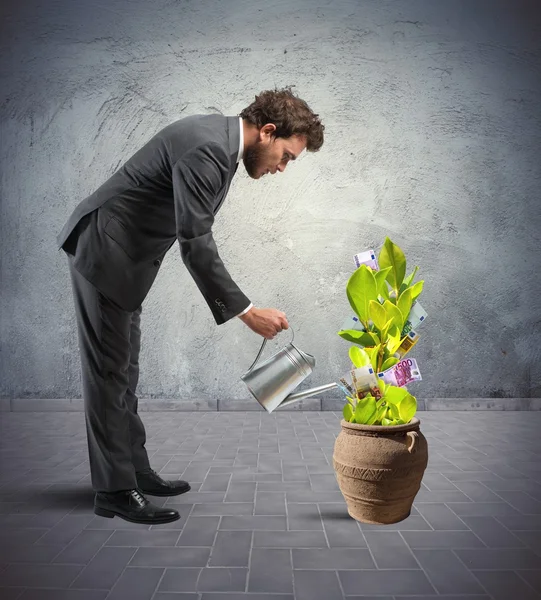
[332,417,428,524]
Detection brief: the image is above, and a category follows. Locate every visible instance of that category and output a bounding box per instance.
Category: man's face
[244,126,307,179]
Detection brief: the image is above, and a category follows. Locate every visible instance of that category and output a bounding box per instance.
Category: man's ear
[259,123,277,142]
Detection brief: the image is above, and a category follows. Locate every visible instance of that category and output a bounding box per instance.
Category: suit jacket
[57,114,250,324]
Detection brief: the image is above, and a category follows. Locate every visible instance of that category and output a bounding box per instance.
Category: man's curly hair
[240,87,324,152]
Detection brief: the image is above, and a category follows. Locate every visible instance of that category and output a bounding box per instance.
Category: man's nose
[276,164,285,173]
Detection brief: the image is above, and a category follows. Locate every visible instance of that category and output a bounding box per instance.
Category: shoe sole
[137,484,191,497]
[94,506,180,524]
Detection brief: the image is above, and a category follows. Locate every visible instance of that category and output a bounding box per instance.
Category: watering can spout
[278,382,339,408]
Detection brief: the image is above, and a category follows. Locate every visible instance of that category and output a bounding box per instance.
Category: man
[58,88,325,524]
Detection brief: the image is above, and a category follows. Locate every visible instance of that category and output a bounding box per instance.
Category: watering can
[241,327,338,413]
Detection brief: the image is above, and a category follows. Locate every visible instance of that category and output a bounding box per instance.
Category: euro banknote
[353,249,379,271]
[402,300,427,336]
[395,329,420,358]
[378,357,422,387]
[341,315,365,332]
[339,365,380,399]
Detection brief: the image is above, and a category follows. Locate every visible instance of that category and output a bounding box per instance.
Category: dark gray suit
[59,114,250,491]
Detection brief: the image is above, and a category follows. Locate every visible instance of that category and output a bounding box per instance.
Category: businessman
[58,88,325,524]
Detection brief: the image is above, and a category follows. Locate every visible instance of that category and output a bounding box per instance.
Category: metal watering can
[241,327,337,413]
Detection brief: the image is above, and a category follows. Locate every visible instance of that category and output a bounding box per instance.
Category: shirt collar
[237,116,244,163]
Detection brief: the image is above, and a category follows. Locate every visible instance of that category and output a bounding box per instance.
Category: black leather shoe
[94,489,180,524]
[136,468,191,497]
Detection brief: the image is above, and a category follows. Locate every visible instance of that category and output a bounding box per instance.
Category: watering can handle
[245,326,295,373]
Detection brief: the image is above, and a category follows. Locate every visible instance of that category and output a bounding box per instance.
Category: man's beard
[243,142,266,178]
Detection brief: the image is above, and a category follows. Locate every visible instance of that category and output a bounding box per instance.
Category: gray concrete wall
[1,0,540,405]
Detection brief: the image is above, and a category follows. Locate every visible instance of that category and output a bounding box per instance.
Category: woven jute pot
[332,417,428,524]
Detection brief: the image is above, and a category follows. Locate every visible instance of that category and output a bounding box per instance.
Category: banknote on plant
[395,330,420,358]
[353,249,379,271]
[339,365,380,399]
[402,300,427,336]
[341,315,365,332]
[378,358,422,387]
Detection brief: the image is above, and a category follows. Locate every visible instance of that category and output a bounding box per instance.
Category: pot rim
[340,416,421,434]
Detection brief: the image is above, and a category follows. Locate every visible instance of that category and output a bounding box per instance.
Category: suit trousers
[67,255,151,492]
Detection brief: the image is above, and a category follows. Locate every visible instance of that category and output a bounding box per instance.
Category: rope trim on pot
[333,459,418,481]
[340,427,418,438]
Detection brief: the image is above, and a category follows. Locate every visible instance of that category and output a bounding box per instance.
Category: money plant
[337,237,425,426]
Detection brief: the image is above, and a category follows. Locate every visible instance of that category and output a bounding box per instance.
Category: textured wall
[1,0,540,404]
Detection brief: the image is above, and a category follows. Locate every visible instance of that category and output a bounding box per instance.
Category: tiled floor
[0,410,540,600]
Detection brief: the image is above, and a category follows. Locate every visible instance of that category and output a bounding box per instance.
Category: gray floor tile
[339,569,436,595]
[157,568,201,592]
[447,501,521,517]
[1,564,83,588]
[518,570,541,594]
[412,549,486,594]
[220,515,287,530]
[455,547,541,569]
[105,529,179,547]
[52,529,113,564]
[176,516,219,546]
[106,566,163,600]
[292,547,375,569]
[287,503,324,530]
[493,490,541,514]
[402,530,485,548]
[473,570,541,600]
[461,516,525,547]
[192,502,254,516]
[0,542,64,564]
[0,589,25,600]
[209,530,252,566]
[129,546,210,567]
[364,531,419,568]
[253,530,328,548]
[17,591,108,600]
[415,503,469,530]
[248,548,293,593]
[254,492,287,515]
[294,569,343,600]
[197,567,247,592]
[201,595,293,600]
[70,546,135,590]
[453,481,508,502]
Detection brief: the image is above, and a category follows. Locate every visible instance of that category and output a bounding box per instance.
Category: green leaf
[410,280,424,301]
[349,346,371,368]
[383,385,409,405]
[346,265,378,323]
[398,393,417,422]
[337,330,380,347]
[347,395,356,406]
[383,300,404,332]
[369,300,387,331]
[343,403,354,422]
[389,402,401,420]
[366,345,380,372]
[382,417,393,426]
[381,356,399,371]
[354,396,377,424]
[386,324,402,355]
[374,267,392,296]
[379,237,407,291]
[397,288,414,327]
[403,266,419,288]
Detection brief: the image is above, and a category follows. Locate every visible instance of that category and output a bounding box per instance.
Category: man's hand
[238,307,289,339]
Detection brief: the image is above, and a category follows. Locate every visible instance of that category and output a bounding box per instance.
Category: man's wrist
[236,303,253,319]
